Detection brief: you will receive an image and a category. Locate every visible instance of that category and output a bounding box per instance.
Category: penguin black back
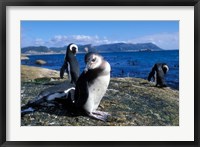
[148,63,169,87]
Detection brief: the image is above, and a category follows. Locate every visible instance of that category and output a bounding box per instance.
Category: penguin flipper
[148,64,156,81]
[74,72,89,108]
[60,62,68,79]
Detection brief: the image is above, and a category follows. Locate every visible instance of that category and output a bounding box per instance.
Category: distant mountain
[21,43,163,54]
[21,46,50,54]
[94,43,162,52]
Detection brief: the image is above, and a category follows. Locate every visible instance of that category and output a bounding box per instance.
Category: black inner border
[0,0,199,147]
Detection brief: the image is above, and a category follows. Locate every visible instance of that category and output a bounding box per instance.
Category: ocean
[21,50,179,90]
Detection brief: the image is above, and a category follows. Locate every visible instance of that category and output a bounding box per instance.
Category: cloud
[50,35,68,42]
[71,35,96,44]
[35,38,45,46]
[32,35,112,47]
[128,32,179,49]
[69,35,111,45]
[23,32,179,49]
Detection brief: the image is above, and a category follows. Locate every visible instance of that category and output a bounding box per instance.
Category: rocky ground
[21,65,60,81]
[21,65,179,126]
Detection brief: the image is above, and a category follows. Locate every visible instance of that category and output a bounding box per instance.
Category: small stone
[35,60,47,65]
[21,55,29,60]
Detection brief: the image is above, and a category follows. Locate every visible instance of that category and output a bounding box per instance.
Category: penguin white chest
[83,74,110,113]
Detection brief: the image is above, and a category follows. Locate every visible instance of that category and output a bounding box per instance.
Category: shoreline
[21,50,178,56]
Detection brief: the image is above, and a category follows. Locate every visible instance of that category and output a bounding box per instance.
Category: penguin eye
[70,44,78,51]
[91,58,96,62]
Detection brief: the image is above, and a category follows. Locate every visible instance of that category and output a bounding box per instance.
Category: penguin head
[162,64,169,74]
[84,53,103,72]
[67,43,78,55]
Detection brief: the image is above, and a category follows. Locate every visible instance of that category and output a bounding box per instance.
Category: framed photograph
[1,0,199,146]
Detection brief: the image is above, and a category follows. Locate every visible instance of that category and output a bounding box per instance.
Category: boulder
[21,55,29,60]
[35,60,47,65]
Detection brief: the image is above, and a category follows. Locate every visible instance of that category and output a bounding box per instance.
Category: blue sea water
[21,50,179,90]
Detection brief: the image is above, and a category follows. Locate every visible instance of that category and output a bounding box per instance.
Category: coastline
[21,49,179,56]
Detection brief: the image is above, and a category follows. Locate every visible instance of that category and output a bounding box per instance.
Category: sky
[21,21,179,50]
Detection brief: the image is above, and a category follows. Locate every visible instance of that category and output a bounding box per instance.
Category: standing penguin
[148,63,169,87]
[60,43,80,84]
[74,52,111,121]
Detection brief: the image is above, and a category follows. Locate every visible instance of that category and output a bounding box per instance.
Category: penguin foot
[93,110,110,116]
[87,111,110,122]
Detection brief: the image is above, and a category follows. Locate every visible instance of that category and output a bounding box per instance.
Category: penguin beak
[84,67,88,73]
[84,63,91,73]
[73,50,77,55]
[71,47,78,55]
[74,48,78,56]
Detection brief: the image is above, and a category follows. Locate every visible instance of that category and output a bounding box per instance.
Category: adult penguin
[148,63,169,87]
[60,43,80,84]
[74,52,111,121]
